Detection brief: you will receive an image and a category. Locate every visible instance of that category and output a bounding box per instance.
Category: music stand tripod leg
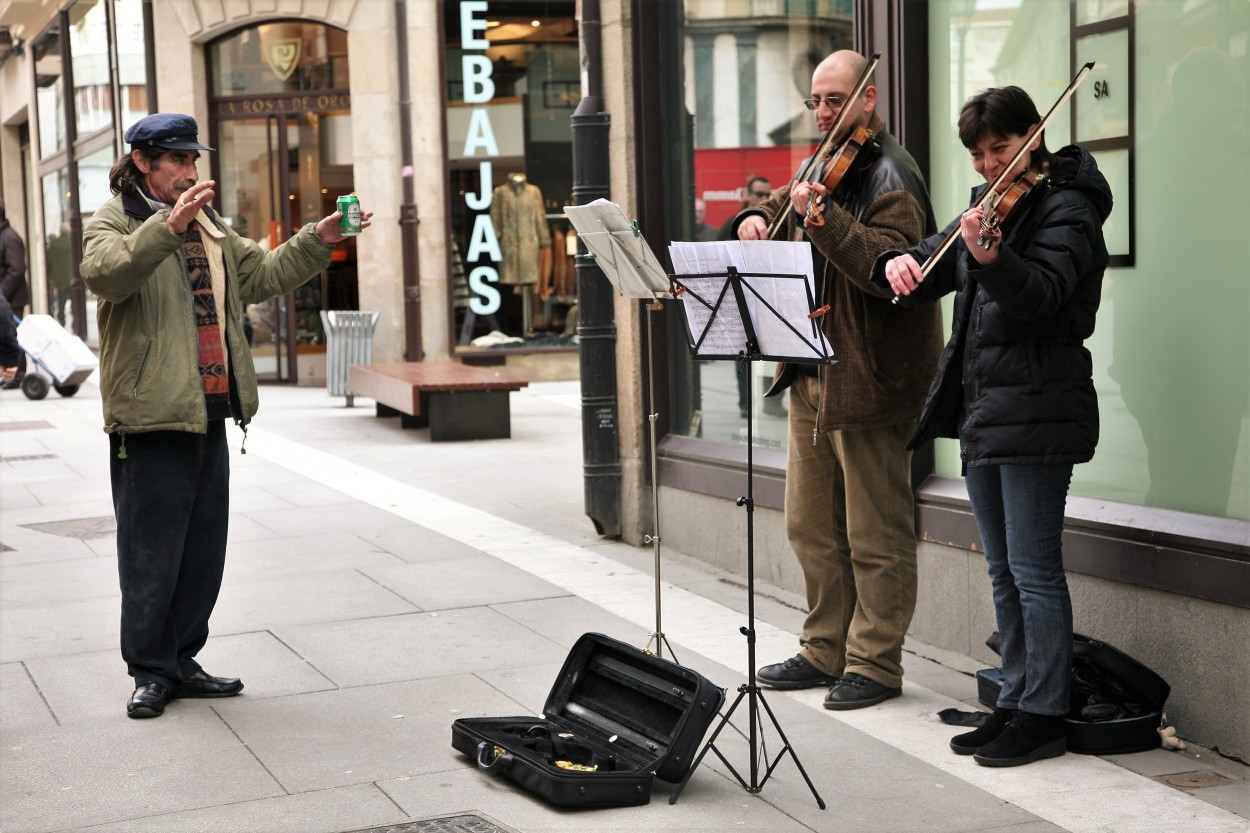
[668,348,825,808]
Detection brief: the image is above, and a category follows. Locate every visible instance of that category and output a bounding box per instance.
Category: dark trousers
[110,421,230,689]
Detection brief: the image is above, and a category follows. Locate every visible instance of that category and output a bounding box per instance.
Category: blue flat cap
[125,113,215,151]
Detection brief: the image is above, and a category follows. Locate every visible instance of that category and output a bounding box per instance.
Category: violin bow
[767,51,882,240]
[891,61,1095,302]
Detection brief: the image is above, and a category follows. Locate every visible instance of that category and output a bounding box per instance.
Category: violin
[891,61,1096,304]
[974,168,1047,249]
[805,123,876,228]
[767,52,881,240]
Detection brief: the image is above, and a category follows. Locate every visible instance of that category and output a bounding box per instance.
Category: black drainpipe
[572,0,621,537]
[395,0,423,360]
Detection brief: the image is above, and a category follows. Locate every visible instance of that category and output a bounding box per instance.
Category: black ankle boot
[973,710,1067,767]
[950,707,1015,755]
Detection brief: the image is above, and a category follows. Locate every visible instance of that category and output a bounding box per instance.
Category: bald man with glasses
[728,50,944,710]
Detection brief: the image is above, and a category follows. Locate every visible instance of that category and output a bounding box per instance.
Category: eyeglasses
[803,95,847,111]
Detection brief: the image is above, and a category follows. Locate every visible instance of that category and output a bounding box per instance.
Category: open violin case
[976,632,1169,754]
[451,632,724,807]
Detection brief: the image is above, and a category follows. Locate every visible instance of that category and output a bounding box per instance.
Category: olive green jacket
[82,190,334,435]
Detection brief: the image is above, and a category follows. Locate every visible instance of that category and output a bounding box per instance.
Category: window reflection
[672,1,852,449]
[69,1,113,136]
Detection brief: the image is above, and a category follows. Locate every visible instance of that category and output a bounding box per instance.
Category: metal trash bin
[320,310,379,407]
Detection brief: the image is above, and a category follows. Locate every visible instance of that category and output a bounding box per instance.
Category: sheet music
[564,199,671,298]
[668,240,834,361]
[677,276,748,355]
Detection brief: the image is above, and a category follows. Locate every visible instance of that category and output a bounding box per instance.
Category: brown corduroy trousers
[783,375,918,689]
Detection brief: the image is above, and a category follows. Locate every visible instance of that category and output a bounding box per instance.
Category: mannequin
[491,172,551,333]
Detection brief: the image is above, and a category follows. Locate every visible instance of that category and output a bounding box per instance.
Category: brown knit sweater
[754,115,944,432]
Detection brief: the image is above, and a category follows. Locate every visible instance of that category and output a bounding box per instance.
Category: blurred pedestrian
[0,202,29,386]
[0,294,19,384]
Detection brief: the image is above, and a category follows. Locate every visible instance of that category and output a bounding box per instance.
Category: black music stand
[563,200,678,661]
[667,265,833,809]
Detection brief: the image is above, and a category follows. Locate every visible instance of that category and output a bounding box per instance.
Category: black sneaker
[973,710,1067,767]
[756,655,840,690]
[950,707,1015,755]
[823,671,902,710]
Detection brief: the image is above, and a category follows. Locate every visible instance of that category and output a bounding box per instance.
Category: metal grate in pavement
[0,421,54,431]
[1153,770,1237,790]
[21,515,116,539]
[343,814,521,833]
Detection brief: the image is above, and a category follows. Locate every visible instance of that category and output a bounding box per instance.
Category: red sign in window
[694,145,816,228]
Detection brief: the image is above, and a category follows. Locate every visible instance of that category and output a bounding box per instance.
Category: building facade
[0,0,581,382]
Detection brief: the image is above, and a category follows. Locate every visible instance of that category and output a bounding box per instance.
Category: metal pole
[572,0,621,537]
[396,0,423,361]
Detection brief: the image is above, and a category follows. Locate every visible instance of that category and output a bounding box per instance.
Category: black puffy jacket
[870,145,1113,468]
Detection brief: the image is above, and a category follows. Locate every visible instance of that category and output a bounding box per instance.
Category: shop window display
[446,1,578,349]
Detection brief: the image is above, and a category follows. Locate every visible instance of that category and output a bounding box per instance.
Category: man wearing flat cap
[81,112,374,719]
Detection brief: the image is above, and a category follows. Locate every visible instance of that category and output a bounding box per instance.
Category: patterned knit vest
[182,223,231,421]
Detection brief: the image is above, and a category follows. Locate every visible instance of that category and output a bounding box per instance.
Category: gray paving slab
[359,555,570,611]
[215,675,525,793]
[0,554,118,608]
[224,512,283,543]
[1197,781,1250,818]
[361,524,496,564]
[1,661,57,732]
[272,607,569,688]
[243,501,419,538]
[0,531,101,565]
[208,569,420,635]
[0,594,120,662]
[490,595,653,650]
[223,531,407,577]
[377,766,819,833]
[690,713,1048,833]
[0,481,40,509]
[1,708,283,833]
[54,782,410,833]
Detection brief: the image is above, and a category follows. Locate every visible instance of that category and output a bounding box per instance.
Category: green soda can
[336,194,362,235]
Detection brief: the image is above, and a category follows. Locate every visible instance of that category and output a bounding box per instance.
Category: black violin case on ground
[976,632,1170,754]
[451,632,725,808]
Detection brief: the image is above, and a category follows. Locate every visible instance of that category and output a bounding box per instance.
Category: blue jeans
[964,462,1074,717]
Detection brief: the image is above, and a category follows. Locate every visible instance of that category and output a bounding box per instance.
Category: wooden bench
[347,361,529,441]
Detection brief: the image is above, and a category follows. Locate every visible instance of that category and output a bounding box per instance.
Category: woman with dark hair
[872,86,1112,767]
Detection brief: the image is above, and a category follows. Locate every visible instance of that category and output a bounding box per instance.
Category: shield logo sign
[267,38,301,81]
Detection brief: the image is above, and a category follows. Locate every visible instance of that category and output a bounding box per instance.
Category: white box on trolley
[16,314,99,385]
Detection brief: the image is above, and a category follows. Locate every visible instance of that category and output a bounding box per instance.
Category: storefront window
[34,28,67,159]
[209,21,353,383]
[211,21,348,95]
[42,169,71,324]
[446,0,579,350]
[115,0,150,128]
[928,0,1249,520]
[669,1,853,449]
[68,1,112,136]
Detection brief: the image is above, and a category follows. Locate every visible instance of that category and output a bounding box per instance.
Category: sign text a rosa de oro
[212,91,351,117]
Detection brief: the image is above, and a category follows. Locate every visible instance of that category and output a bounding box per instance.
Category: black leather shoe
[172,670,244,699]
[823,671,901,710]
[127,683,170,718]
[950,707,1016,755]
[973,711,1066,767]
[756,655,840,690]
